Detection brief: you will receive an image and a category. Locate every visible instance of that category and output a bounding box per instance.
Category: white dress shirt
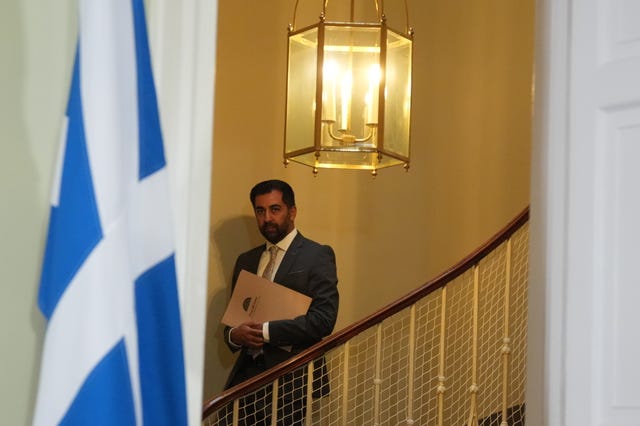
[229,229,298,349]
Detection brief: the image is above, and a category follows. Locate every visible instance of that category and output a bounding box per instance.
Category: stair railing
[203,207,529,426]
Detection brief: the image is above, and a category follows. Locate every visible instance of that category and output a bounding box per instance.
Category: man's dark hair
[250,180,296,208]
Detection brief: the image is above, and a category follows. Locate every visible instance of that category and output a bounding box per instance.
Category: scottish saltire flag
[33,0,188,425]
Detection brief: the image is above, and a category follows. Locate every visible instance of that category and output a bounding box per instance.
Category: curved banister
[202,206,529,420]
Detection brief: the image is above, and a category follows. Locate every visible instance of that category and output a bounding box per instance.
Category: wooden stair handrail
[202,206,530,419]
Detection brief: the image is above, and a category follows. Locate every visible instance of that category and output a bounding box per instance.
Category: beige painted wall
[204,0,534,397]
[0,2,75,424]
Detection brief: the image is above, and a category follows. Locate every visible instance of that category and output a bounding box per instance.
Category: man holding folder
[223,179,339,425]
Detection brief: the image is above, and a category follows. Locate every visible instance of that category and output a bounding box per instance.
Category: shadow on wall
[203,214,264,394]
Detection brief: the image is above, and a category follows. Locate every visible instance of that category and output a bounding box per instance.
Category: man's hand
[230,322,264,349]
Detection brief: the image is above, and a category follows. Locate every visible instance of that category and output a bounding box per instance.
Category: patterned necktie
[262,246,278,280]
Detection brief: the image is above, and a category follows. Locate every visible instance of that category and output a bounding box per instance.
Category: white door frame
[530,0,640,424]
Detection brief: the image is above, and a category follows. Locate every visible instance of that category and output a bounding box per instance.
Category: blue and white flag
[33,0,188,425]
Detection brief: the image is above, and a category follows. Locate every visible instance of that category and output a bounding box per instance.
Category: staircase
[203,208,529,426]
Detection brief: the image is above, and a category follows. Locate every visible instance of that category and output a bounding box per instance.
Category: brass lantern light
[284,0,413,176]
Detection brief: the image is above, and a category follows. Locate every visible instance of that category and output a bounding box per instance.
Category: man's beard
[260,222,289,244]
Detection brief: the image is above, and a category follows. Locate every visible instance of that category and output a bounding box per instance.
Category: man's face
[253,190,297,244]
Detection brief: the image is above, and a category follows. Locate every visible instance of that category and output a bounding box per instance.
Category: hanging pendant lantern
[284,0,413,176]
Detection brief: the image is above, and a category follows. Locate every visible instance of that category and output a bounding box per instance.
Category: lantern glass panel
[382,29,412,158]
[320,25,381,152]
[286,27,319,154]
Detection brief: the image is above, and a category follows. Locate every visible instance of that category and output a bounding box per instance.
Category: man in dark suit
[223,179,339,425]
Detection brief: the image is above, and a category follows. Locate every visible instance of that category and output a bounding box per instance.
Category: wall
[0,2,75,424]
[204,0,535,396]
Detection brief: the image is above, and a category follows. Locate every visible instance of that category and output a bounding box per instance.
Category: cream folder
[221,269,312,327]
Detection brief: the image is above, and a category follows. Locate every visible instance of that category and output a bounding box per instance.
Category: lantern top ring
[290,0,411,34]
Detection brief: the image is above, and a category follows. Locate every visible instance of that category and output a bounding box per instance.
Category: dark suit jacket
[224,231,339,393]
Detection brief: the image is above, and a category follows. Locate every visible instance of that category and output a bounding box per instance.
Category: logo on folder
[242,297,252,312]
[241,296,259,317]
